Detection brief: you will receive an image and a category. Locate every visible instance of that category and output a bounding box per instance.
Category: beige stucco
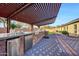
[45,21,79,36]
[53,21,79,36]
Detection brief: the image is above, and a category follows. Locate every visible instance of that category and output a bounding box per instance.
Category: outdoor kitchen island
[0,32,33,56]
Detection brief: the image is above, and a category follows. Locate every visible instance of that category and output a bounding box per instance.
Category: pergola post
[30,25,34,46]
[30,25,33,32]
[7,18,11,33]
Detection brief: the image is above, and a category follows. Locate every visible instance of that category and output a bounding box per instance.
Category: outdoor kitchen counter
[0,31,46,56]
[0,32,33,40]
[0,32,33,56]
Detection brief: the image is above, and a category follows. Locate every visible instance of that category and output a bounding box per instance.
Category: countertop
[0,32,33,40]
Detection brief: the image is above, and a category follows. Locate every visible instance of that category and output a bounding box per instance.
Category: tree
[10,23,22,29]
[10,23,17,29]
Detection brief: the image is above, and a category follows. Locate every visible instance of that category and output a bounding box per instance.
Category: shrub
[59,31,69,35]
[10,23,17,29]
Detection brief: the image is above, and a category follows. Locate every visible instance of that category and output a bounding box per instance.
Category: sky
[49,3,79,26]
[0,23,4,27]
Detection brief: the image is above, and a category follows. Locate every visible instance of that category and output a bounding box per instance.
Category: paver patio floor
[24,34,79,56]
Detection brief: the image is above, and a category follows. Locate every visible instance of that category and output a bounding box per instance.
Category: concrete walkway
[24,34,79,56]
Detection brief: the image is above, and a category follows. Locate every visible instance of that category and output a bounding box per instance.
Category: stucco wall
[53,21,79,36]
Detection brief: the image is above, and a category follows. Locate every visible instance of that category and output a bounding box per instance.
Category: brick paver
[24,34,69,56]
[60,34,79,55]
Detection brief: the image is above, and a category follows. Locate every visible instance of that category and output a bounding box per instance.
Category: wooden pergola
[0,3,61,33]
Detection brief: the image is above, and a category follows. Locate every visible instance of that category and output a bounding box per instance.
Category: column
[30,25,33,32]
[7,18,11,33]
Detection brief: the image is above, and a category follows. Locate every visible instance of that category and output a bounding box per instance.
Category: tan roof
[57,18,79,27]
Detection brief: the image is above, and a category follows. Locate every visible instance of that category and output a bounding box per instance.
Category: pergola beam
[35,17,56,26]
[32,16,56,25]
[7,3,32,18]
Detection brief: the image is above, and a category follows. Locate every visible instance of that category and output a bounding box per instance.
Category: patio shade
[0,3,61,26]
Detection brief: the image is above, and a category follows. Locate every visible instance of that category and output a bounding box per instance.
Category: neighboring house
[53,18,79,37]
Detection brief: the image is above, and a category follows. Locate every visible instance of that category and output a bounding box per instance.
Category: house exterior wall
[52,21,79,37]
[77,22,79,34]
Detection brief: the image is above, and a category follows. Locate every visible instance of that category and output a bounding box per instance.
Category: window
[74,24,77,33]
